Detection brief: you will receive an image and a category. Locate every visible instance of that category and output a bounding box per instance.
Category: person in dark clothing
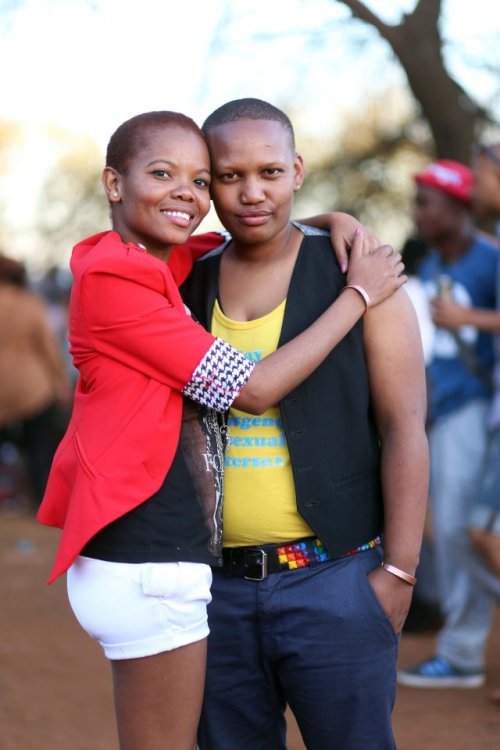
[181,97,428,750]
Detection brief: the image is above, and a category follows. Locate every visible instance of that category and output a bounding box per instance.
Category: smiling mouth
[162,210,193,221]
[161,209,194,229]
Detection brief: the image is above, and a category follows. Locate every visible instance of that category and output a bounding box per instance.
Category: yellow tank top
[212,299,314,546]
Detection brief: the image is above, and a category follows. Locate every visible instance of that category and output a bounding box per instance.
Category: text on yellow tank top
[212,298,314,547]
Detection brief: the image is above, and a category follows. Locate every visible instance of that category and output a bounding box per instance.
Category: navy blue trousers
[198,547,398,750]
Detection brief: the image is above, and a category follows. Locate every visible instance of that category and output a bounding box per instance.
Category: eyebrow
[146,159,210,175]
[215,159,288,169]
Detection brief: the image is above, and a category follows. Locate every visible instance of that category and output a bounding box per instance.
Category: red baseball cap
[414,159,473,205]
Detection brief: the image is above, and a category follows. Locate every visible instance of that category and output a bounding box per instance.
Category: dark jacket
[181,229,383,555]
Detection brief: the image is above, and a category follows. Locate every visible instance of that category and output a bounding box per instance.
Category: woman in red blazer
[37,110,404,750]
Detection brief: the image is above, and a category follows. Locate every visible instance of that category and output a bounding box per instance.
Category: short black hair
[202,98,295,150]
[106,111,204,173]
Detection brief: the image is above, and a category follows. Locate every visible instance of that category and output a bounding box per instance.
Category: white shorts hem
[102,619,209,660]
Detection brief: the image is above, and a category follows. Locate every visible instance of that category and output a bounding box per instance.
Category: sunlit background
[1,0,499,272]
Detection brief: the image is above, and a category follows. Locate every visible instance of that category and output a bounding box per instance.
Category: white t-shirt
[405,275,436,366]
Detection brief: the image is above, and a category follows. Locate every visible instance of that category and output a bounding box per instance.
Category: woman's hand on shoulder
[298,211,381,272]
[346,229,407,309]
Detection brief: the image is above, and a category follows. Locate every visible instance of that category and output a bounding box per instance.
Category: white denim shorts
[67,556,212,660]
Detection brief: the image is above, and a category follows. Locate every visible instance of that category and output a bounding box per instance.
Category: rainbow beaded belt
[221,536,381,581]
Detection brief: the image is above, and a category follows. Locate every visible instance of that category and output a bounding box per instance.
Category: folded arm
[432,297,500,332]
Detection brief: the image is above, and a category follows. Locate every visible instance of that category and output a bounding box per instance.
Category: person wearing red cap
[397,159,499,689]
[413,159,474,205]
[422,145,500,701]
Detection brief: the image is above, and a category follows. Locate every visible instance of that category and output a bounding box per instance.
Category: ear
[293,153,305,192]
[102,167,121,203]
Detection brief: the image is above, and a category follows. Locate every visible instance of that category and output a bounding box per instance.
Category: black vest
[181,232,383,555]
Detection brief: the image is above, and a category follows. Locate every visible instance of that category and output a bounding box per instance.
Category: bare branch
[333,0,488,160]
[334,0,390,36]
[413,0,442,28]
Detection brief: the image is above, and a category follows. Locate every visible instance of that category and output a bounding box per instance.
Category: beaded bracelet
[340,284,370,313]
[380,562,417,586]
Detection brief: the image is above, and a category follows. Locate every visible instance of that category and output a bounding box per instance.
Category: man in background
[430,144,500,606]
[398,159,499,689]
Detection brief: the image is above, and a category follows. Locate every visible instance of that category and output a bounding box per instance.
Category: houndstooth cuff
[182,338,255,412]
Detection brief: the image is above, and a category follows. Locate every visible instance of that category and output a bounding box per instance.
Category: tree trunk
[335,0,486,161]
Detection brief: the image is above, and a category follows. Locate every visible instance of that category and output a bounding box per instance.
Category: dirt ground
[2,512,500,750]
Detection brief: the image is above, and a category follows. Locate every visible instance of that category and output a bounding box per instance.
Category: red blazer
[37,230,222,582]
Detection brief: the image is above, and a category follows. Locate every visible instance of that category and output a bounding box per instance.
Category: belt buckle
[243,548,268,581]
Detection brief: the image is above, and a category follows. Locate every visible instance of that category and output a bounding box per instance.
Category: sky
[2,0,498,145]
[1,0,499,263]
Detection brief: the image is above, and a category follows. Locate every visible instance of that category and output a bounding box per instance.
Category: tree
[36,135,109,268]
[335,0,491,161]
[294,87,429,247]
